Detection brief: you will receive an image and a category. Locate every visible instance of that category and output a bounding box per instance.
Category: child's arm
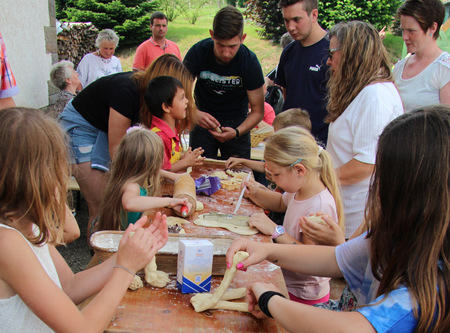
[122,182,188,212]
[249,213,303,245]
[243,179,286,212]
[170,147,205,173]
[225,157,265,173]
[61,204,80,244]
[246,282,375,332]
[0,215,167,332]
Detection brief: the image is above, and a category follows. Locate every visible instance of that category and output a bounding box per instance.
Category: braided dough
[190,251,249,312]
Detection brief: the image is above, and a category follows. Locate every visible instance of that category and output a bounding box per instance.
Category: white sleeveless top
[0,224,61,332]
[393,52,450,113]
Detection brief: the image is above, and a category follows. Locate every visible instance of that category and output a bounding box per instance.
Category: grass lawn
[117,4,405,73]
[116,4,283,75]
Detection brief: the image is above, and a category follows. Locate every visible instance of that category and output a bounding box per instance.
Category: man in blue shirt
[276,0,330,145]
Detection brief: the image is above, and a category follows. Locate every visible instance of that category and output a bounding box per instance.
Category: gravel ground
[57,193,92,273]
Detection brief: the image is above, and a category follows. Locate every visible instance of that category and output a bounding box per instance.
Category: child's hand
[299,214,345,246]
[181,147,205,167]
[249,212,276,236]
[225,157,243,169]
[116,215,167,273]
[247,282,281,318]
[242,178,261,198]
[168,197,189,208]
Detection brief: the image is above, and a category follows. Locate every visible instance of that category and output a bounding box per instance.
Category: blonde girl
[243,126,344,305]
[95,128,188,232]
[0,107,168,332]
[226,105,450,333]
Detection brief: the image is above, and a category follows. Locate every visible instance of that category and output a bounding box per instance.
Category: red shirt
[150,116,181,170]
[132,37,182,71]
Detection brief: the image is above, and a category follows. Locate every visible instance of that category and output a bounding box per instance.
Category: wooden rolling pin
[173,173,197,217]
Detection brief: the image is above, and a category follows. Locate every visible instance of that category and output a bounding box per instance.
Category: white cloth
[77,53,122,88]
[393,52,450,113]
[0,224,61,332]
[281,189,338,300]
[326,82,403,238]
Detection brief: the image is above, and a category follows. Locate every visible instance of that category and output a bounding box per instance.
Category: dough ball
[129,275,143,290]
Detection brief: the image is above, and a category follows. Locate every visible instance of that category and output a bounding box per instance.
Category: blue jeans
[58,101,110,171]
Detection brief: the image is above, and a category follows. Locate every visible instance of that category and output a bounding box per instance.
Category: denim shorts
[58,101,110,171]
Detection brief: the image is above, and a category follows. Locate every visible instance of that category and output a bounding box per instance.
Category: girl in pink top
[243,127,344,304]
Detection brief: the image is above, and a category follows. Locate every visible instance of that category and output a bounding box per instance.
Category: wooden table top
[87,159,287,332]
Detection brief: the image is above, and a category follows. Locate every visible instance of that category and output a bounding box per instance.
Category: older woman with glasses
[77,29,122,88]
[323,21,403,239]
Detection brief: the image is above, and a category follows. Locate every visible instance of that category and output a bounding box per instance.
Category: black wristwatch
[234,128,240,138]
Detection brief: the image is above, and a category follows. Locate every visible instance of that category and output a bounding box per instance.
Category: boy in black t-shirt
[183,6,265,160]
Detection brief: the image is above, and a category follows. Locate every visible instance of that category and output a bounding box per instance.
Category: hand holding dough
[190,251,249,312]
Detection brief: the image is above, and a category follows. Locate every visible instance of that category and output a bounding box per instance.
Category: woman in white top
[393,0,450,112]
[325,21,403,238]
[77,29,122,88]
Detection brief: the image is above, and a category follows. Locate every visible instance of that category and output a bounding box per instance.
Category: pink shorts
[288,292,330,305]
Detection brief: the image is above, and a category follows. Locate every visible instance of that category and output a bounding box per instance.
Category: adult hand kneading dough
[190,251,250,312]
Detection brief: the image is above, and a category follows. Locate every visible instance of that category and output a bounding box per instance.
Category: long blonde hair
[0,108,68,245]
[326,21,393,122]
[134,54,196,135]
[264,127,344,230]
[97,128,164,231]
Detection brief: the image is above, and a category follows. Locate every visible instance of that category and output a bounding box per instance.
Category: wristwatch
[271,225,285,240]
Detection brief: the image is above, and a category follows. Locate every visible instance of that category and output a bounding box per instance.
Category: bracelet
[258,291,286,318]
[235,128,240,138]
[113,264,135,277]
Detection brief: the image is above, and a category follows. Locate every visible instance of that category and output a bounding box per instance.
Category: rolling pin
[173,173,197,217]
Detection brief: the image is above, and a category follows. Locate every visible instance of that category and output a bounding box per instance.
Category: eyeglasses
[328,47,342,60]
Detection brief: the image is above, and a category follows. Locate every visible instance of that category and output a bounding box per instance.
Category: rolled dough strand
[221,287,246,301]
[212,301,249,312]
[190,251,249,312]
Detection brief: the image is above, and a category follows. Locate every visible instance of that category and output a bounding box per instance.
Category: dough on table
[190,251,249,312]
[195,201,204,211]
[145,257,170,288]
[194,214,258,236]
[212,171,228,180]
[166,216,189,226]
[128,274,144,290]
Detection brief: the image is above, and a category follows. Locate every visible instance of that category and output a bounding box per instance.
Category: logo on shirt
[199,71,242,87]
[309,64,322,72]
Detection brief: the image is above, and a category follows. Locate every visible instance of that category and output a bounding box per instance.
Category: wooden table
[87,159,288,332]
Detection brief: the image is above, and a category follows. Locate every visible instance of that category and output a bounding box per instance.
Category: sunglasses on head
[328,47,342,60]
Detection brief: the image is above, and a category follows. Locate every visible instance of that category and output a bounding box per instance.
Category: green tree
[56,0,158,47]
[245,0,402,42]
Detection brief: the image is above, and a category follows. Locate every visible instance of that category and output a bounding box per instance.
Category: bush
[56,0,158,48]
[245,0,402,42]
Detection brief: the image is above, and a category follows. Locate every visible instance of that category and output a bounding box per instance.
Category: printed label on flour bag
[177,239,213,293]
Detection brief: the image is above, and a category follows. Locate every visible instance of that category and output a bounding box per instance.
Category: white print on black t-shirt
[309,64,322,72]
[199,71,242,86]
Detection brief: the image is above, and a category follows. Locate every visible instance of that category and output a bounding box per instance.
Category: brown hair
[278,0,318,14]
[272,108,312,131]
[133,54,195,135]
[97,128,164,231]
[326,21,393,122]
[366,105,450,332]
[0,108,68,245]
[212,6,244,39]
[264,127,345,230]
[397,0,445,40]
